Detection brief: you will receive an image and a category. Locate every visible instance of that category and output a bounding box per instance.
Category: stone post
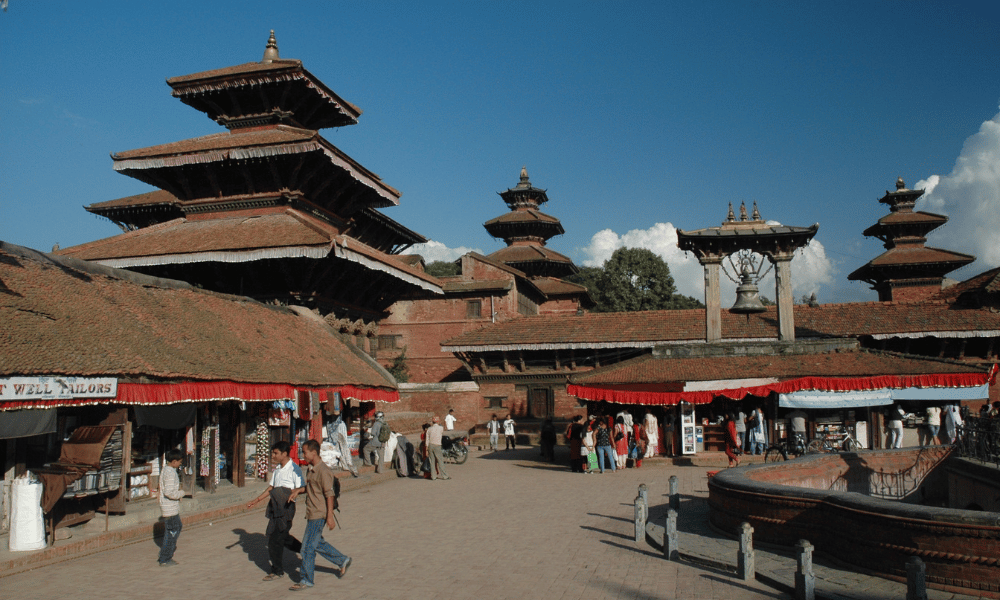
[702,260,722,342]
[738,522,755,581]
[638,483,648,505]
[634,495,647,543]
[906,556,928,600]
[772,254,795,341]
[795,539,815,600]
[668,475,680,511]
[664,508,678,560]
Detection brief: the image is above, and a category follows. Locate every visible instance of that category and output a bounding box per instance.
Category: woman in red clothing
[724,412,740,468]
[614,416,629,470]
[631,422,648,468]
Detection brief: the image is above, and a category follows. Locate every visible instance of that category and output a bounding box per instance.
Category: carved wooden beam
[938,339,948,358]
[502,352,510,373]
[987,338,996,360]
[554,350,561,371]
[958,339,968,360]
[519,351,525,372]
[240,163,256,195]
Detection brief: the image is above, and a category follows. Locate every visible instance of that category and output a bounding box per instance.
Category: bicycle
[807,429,860,453]
[764,433,808,462]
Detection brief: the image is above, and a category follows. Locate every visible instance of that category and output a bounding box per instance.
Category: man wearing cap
[425,416,450,480]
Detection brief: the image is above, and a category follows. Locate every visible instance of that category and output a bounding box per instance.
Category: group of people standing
[723,407,769,467]
[565,411,660,474]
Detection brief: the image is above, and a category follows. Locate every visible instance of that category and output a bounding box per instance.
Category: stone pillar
[634,495,647,543]
[772,254,795,341]
[664,508,679,560]
[738,522,755,581]
[669,475,679,510]
[702,259,721,342]
[795,540,815,600]
[638,483,648,506]
[906,556,928,600]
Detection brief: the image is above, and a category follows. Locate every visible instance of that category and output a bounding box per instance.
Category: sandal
[262,573,283,581]
[289,583,311,591]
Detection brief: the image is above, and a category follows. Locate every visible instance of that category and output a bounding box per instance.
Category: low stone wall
[708,448,1000,597]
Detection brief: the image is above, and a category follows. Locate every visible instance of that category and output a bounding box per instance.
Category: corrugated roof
[0,241,395,389]
[569,350,982,385]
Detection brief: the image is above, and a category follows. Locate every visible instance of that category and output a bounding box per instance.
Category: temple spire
[262,30,279,63]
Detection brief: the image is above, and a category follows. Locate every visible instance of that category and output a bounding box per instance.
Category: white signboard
[0,377,118,401]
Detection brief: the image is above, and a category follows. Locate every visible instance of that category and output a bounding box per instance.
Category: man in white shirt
[486,414,500,452]
[503,414,517,450]
[444,409,457,431]
[247,441,305,582]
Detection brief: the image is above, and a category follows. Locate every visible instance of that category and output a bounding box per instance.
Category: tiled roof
[873,211,947,226]
[569,350,982,385]
[441,279,513,293]
[396,254,425,268]
[484,209,562,226]
[935,267,1000,303]
[529,277,588,296]
[57,211,333,261]
[112,125,316,159]
[487,245,574,265]
[0,241,395,389]
[87,189,177,210]
[441,302,1000,350]
[864,246,975,268]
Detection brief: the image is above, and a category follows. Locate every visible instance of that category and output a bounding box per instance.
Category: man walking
[366,412,388,473]
[247,441,305,581]
[425,416,450,480]
[157,449,185,566]
[445,408,457,431]
[486,414,500,452]
[290,439,352,591]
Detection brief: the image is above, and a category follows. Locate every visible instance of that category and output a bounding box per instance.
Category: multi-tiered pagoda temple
[484,167,578,278]
[59,32,441,328]
[849,178,974,302]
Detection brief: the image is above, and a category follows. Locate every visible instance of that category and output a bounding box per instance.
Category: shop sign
[0,376,118,400]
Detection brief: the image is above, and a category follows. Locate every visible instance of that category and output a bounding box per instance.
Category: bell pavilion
[58,31,441,342]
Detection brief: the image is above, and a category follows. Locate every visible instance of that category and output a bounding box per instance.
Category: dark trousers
[158,514,182,564]
[505,434,516,450]
[267,528,302,575]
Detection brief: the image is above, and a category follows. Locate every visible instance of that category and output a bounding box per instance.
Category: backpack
[377,421,391,443]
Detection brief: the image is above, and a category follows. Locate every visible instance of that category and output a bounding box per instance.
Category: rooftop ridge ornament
[752,200,761,221]
[262,30,279,63]
[896,176,906,190]
[726,203,736,223]
[517,165,531,189]
[739,201,749,221]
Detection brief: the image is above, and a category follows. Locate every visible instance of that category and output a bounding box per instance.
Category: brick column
[702,259,721,342]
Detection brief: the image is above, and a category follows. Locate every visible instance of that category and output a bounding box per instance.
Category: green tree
[564,266,603,296]
[386,346,410,383]
[595,247,703,312]
[424,260,459,277]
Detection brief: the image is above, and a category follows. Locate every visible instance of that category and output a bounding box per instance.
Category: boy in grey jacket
[157,449,185,566]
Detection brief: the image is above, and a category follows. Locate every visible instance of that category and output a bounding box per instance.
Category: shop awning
[777,381,991,408]
[0,381,398,411]
[568,370,995,407]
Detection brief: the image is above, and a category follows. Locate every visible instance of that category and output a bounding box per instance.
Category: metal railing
[955,416,1000,468]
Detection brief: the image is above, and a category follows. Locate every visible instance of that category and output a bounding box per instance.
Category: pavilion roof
[0,241,396,391]
[848,246,975,281]
[441,302,1000,351]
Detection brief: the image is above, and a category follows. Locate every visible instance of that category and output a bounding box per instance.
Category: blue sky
[3,1,1000,303]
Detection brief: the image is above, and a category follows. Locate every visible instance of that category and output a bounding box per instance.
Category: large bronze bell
[731,268,767,314]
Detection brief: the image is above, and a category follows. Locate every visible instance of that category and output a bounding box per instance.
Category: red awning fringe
[1,381,398,411]
[568,371,991,407]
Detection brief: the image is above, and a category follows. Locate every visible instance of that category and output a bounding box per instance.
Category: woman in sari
[724,412,741,468]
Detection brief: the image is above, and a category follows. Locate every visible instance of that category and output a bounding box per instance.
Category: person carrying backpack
[365,412,389,474]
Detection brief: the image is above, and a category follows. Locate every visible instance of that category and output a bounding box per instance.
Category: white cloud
[916,111,1000,269]
[403,240,482,263]
[579,223,834,303]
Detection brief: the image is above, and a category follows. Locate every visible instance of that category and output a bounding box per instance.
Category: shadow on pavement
[699,574,789,599]
[579,525,634,541]
[599,539,666,560]
[586,512,632,523]
[226,528,272,573]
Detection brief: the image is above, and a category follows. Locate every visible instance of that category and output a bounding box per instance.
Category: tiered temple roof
[484,167,578,278]
[848,178,974,301]
[59,31,440,321]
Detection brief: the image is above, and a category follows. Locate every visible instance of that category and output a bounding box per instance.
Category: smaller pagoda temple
[484,167,578,278]
[849,178,974,302]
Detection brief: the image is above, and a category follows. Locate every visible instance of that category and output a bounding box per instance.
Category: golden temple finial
[262,30,279,63]
[896,177,906,190]
[739,201,748,221]
[751,200,761,221]
[726,202,735,222]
